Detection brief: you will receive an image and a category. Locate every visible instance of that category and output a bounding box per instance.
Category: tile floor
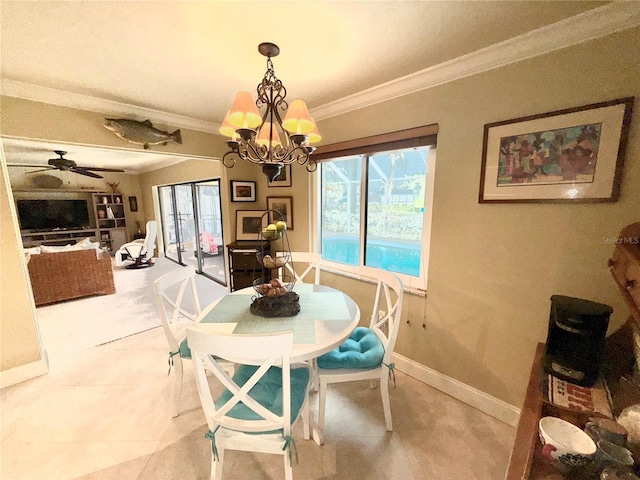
[1,323,515,479]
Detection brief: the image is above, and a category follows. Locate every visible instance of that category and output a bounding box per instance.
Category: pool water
[322,236,421,277]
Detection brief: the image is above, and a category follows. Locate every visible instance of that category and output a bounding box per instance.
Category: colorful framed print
[266,196,293,230]
[479,97,633,203]
[230,180,256,202]
[267,164,292,188]
[235,210,267,241]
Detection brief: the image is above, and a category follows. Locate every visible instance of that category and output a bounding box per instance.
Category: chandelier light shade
[282,99,314,134]
[220,42,321,181]
[256,122,282,147]
[228,92,262,129]
[219,111,236,138]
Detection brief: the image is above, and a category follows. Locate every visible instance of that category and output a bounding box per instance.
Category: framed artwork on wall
[266,196,293,230]
[267,164,292,188]
[230,180,256,202]
[479,97,633,203]
[128,196,138,212]
[236,210,267,241]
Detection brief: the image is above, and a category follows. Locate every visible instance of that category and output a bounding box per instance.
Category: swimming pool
[322,235,421,277]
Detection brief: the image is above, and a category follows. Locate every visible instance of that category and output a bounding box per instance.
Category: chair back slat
[283,252,323,284]
[187,326,298,435]
[154,265,201,351]
[365,269,403,364]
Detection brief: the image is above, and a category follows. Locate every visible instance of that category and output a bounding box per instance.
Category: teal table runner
[201,285,352,344]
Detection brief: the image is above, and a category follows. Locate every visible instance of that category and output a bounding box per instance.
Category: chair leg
[380,372,393,431]
[284,450,293,480]
[315,377,328,445]
[211,447,224,480]
[172,358,184,418]
[311,358,319,393]
[302,397,310,440]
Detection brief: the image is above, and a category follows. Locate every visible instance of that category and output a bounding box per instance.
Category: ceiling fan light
[282,99,314,134]
[256,122,282,147]
[228,91,261,129]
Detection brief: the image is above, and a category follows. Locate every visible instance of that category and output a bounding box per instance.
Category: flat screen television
[17,199,91,231]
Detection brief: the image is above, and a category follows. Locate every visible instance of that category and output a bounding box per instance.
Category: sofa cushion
[40,244,73,253]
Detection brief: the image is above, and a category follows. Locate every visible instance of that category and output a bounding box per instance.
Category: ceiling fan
[12,150,125,179]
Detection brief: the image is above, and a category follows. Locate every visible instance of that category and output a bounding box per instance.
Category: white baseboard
[392,353,521,427]
[0,359,49,389]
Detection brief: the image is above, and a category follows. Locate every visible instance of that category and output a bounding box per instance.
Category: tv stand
[21,229,99,248]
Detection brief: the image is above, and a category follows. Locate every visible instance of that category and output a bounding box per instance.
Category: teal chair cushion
[178,337,191,359]
[317,326,384,369]
[215,365,310,423]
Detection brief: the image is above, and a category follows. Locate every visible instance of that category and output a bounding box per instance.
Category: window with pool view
[319,143,435,285]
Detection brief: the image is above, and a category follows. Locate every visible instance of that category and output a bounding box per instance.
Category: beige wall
[0,160,42,371]
[314,27,640,406]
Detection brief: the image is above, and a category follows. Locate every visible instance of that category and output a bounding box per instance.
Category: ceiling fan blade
[7,163,52,168]
[71,168,103,179]
[24,168,56,174]
[83,167,125,173]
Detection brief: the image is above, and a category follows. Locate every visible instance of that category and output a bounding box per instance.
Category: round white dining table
[195,283,361,364]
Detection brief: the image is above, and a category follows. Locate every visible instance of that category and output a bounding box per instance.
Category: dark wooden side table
[226,241,270,292]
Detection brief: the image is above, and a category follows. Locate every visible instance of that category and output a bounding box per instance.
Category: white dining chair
[154,265,232,417]
[187,326,311,480]
[314,269,403,445]
[283,252,323,284]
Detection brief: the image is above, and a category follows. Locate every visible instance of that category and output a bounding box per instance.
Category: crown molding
[2,2,639,128]
[0,79,220,134]
[311,1,640,121]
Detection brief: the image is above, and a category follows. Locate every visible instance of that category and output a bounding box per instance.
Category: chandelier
[219,42,321,181]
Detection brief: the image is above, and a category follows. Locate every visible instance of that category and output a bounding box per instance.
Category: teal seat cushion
[178,337,191,359]
[317,326,384,369]
[215,365,310,423]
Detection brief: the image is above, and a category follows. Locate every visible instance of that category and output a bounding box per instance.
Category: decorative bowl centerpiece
[250,210,298,317]
[250,277,299,317]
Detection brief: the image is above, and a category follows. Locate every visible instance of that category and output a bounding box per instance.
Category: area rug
[35,257,227,359]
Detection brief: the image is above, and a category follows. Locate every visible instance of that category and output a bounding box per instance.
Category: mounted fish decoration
[103,118,182,149]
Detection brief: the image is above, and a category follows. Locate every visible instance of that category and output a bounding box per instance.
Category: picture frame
[479,97,633,203]
[266,196,293,230]
[230,180,256,202]
[235,210,267,241]
[267,164,292,188]
[128,196,138,212]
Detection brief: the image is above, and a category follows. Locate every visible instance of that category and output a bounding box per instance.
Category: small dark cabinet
[226,241,270,291]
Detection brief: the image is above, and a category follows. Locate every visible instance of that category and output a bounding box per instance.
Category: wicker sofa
[27,248,116,306]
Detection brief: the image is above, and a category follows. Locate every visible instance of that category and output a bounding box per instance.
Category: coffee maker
[542,295,612,387]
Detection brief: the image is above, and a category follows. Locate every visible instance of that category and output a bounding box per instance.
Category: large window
[316,126,437,290]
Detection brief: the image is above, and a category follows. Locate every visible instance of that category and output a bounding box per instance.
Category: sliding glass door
[158,179,226,285]
[194,181,225,283]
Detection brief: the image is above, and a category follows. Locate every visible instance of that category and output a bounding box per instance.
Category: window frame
[311,125,437,293]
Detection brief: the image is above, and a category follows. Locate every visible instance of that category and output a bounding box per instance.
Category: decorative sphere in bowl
[539,416,596,471]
